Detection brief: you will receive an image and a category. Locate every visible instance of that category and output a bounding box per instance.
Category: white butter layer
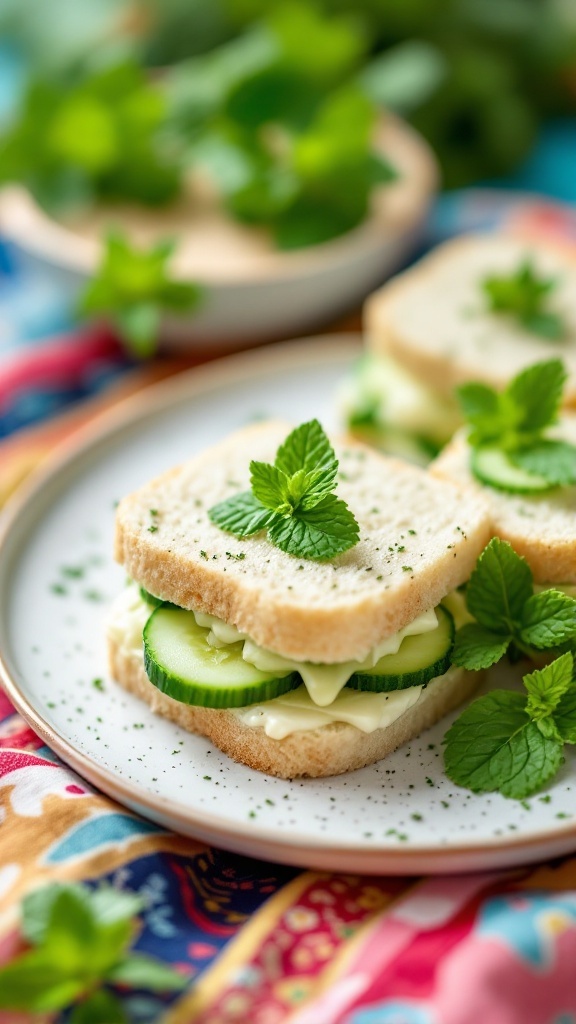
[233,682,425,739]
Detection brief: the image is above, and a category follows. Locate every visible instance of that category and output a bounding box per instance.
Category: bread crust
[114,422,491,663]
[108,633,481,779]
[431,424,576,583]
[365,233,576,405]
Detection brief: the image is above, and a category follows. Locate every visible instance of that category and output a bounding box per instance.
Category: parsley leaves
[482,259,566,340]
[457,358,576,491]
[452,538,576,671]
[444,653,574,799]
[208,419,360,561]
[0,882,186,1020]
[79,232,202,357]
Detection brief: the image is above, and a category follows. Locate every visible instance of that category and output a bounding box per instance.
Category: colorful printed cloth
[2,191,576,1024]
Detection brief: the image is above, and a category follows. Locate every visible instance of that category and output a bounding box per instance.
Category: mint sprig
[452,538,576,670]
[444,652,574,799]
[457,358,576,490]
[208,419,360,560]
[0,882,186,1020]
[79,231,202,357]
[482,259,566,341]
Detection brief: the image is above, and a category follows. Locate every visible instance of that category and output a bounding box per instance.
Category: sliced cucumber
[140,587,179,610]
[471,447,553,494]
[346,605,454,692]
[143,606,298,708]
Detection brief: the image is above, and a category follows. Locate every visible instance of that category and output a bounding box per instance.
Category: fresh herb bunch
[457,358,576,491]
[0,881,186,1021]
[0,62,182,210]
[444,651,576,799]
[452,538,576,671]
[209,419,360,560]
[482,259,566,340]
[79,232,202,357]
[167,2,396,248]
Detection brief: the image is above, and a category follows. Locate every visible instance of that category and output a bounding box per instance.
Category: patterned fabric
[2,190,576,1023]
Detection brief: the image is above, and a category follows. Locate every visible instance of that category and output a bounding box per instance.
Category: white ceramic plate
[2,335,576,875]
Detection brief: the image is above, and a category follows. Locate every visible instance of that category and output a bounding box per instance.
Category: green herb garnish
[0,882,186,1021]
[444,652,576,799]
[482,259,566,340]
[452,538,576,671]
[457,358,576,490]
[209,419,360,560]
[79,231,202,357]
[0,62,181,210]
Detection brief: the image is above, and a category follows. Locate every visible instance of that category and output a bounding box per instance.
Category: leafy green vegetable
[452,538,576,670]
[457,358,576,491]
[79,231,202,357]
[482,259,566,340]
[444,653,575,799]
[0,881,186,1017]
[209,419,360,560]
[0,62,181,210]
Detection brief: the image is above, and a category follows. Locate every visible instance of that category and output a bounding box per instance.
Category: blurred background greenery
[1,0,574,193]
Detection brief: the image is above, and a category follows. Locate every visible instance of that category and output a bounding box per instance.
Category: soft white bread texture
[109,634,480,778]
[365,233,576,405]
[114,422,491,664]
[431,416,576,583]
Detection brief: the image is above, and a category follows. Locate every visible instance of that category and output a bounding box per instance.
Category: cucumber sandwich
[343,233,576,463]
[109,419,491,777]
[432,358,576,585]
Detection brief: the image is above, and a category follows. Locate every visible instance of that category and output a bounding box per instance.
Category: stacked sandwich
[343,232,576,462]
[110,420,491,777]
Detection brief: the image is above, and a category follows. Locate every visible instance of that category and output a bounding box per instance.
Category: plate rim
[2,333,576,870]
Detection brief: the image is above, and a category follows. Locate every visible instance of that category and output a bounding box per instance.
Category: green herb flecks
[444,652,575,799]
[209,419,359,561]
[79,232,202,357]
[457,358,576,492]
[451,538,576,671]
[482,259,566,341]
[0,882,186,1020]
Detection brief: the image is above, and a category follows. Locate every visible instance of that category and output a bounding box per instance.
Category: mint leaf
[208,492,275,537]
[482,261,566,341]
[451,623,511,669]
[22,883,88,946]
[555,687,576,744]
[455,382,503,444]
[509,440,576,486]
[70,991,128,1024]
[268,493,359,560]
[79,232,202,358]
[209,420,359,561]
[519,591,576,649]
[465,538,533,631]
[524,652,574,720]
[249,461,287,510]
[274,418,337,491]
[108,954,187,991]
[0,949,85,1012]
[444,691,564,799]
[507,358,566,433]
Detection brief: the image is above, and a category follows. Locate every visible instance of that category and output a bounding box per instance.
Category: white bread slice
[108,633,480,778]
[431,416,576,583]
[365,233,576,405]
[114,422,491,664]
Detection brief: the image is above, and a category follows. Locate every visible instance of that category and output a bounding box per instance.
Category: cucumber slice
[471,447,553,494]
[347,605,454,692]
[140,587,164,608]
[143,606,299,708]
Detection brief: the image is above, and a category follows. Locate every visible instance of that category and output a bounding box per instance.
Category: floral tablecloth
[2,190,576,1024]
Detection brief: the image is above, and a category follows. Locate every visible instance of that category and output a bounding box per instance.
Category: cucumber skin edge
[345,649,452,692]
[143,644,300,709]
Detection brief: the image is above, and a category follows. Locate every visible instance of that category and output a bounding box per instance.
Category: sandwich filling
[109,584,466,739]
